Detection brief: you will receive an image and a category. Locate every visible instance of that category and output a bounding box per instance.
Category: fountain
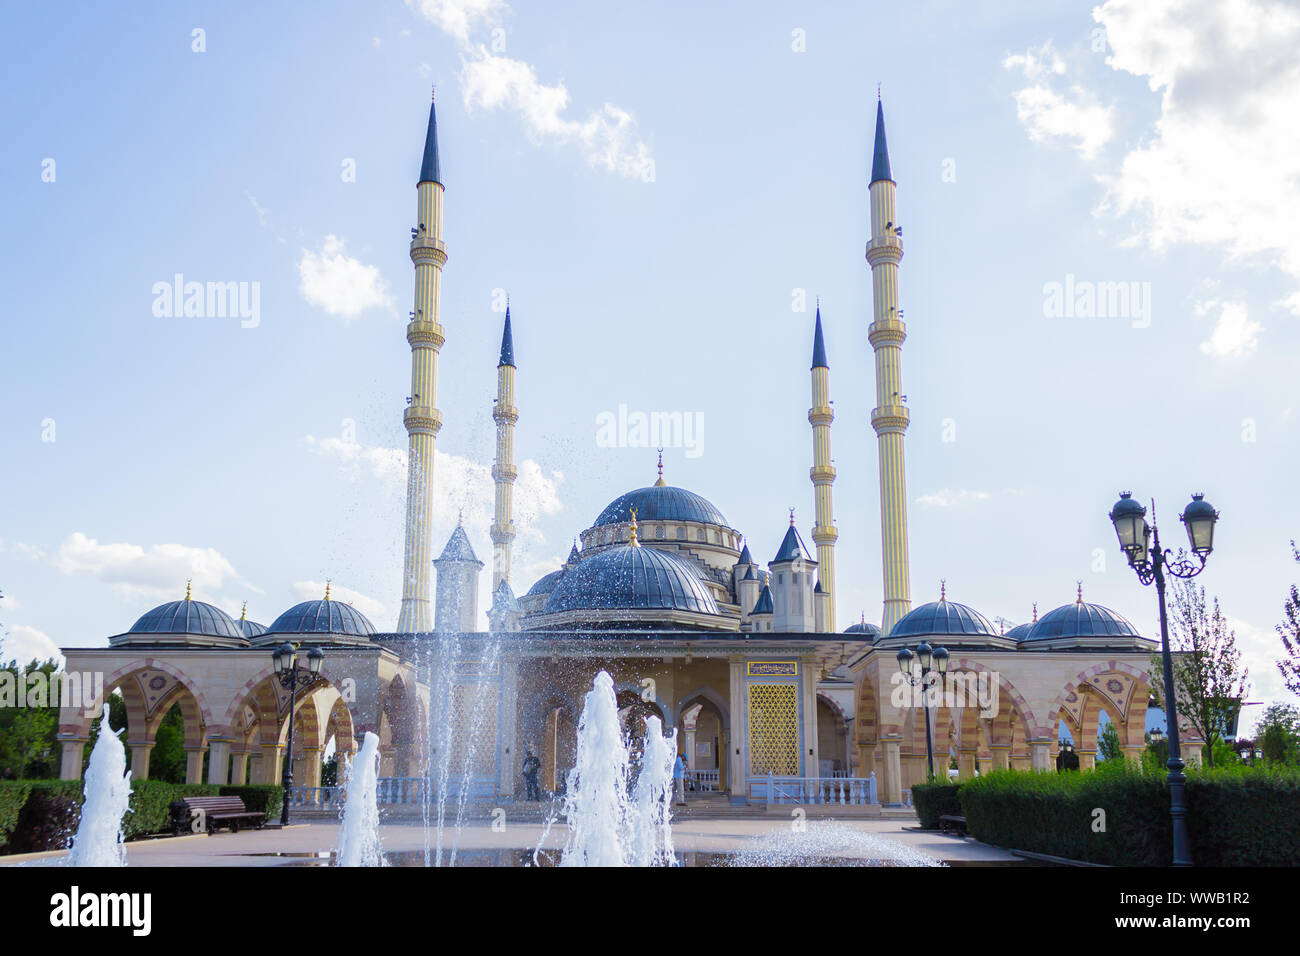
[336,731,383,867]
[628,714,678,866]
[557,670,678,867]
[67,705,132,867]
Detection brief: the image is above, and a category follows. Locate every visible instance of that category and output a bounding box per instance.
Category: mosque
[54,94,1196,807]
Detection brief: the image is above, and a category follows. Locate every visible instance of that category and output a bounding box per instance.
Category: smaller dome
[1003,622,1034,642]
[266,600,376,638]
[844,616,881,637]
[543,544,720,617]
[890,599,997,639]
[129,600,244,640]
[237,618,268,638]
[526,568,566,597]
[1022,600,1140,642]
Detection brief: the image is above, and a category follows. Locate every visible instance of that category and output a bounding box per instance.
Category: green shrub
[959,763,1170,865]
[10,780,84,853]
[219,785,283,823]
[912,782,963,829]
[958,763,1300,866]
[0,782,33,851]
[126,781,217,839]
[1185,765,1300,866]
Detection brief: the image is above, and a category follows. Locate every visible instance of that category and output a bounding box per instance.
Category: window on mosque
[676,527,685,539]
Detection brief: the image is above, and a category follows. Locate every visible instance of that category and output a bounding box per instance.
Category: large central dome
[592,485,729,529]
[542,544,720,616]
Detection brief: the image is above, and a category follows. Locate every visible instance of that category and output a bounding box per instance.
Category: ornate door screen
[747,682,800,776]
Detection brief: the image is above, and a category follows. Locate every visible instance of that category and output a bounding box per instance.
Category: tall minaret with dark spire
[490,304,518,591]
[397,90,448,632]
[867,96,912,637]
[809,302,837,631]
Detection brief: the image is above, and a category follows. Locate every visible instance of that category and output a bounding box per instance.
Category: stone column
[207,738,233,786]
[802,662,819,777]
[1182,744,1204,768]
[230,751,249,785]
[248,750,264,785]
[1121,745,1146,765]
[303,746,325,788]
[58,737,88,780]
[1076,749,1097,771]
[127,739,153,780]
[1029,740,1052,772]
[989,746,1011,771]
[881,736,903,805]
[728,658,745,800]
[184,745,206,784]
[500,659,519,796]
[957,749,977,781]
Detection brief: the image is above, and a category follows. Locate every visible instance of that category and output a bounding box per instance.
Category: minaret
[397,90,448,633]
[490,304,518,591]
[867,96,912,637]
[809,302,837,631]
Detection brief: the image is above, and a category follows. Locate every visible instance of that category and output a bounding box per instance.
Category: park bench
[939,814,968,835]
[169,795,265,836]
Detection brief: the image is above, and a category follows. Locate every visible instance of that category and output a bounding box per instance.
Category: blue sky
[2,0,1298,732]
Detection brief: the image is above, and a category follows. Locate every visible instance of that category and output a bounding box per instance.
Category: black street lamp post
[272,642,324,826]
[897,642,949,781]
[1109,491,1219,868]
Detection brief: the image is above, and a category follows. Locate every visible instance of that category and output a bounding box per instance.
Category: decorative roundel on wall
[1066,691,1078,703]
[148,675,167,691]
[1107,679,1124,694]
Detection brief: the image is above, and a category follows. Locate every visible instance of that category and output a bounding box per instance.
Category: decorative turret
[808,301,837,631]
[491,303,518,592]
[749,583,775,633]
[488,578,519,632]
[866,95,912,638]
[433,516,483,632]
[398,88,450,632]
[734,540,761,626]
[769,510,817,632]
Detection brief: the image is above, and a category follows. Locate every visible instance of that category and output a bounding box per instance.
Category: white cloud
[1004,41,1114,159]
[1091,0,1300,308]
[1198,300,1261,358]
[460,48,653,179]
[50,532,256,604]
[292,580,387,623]
[407,0,653,180]
[405,0,506,46]
[0,592,21,612]
[297,235,393,319]
[1,625,64,666]
[304,436,564,548]
[914,489,993,509]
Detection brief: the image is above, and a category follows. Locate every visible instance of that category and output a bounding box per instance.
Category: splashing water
[628,714,677,867]
[336,731,383,867]
[67,705,132,867]
[558,671,678,867]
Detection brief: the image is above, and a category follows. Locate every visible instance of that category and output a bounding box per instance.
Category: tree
[1150,574,1250,767]
[1257,703,1300,766]
[1098,722,1123,762]
[0,659,61,779]
[1277,541,1300,696]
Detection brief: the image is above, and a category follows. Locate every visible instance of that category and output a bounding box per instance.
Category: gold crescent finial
[325,579,332,601]
[628,507,640,547]
[1077,581,1083,604]
[185,579,192,601]
[940,579,946,601]
[654,449,666,486]
[1032,601,1038,622]
[240,600,247,621]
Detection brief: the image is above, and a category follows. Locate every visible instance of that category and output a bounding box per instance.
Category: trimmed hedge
[0,779,222,854]
[958,763,1300,866]
[218,785,283,823]
[912,782,963,829]
[0,782,32,851]
[1185,766,1300,866]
